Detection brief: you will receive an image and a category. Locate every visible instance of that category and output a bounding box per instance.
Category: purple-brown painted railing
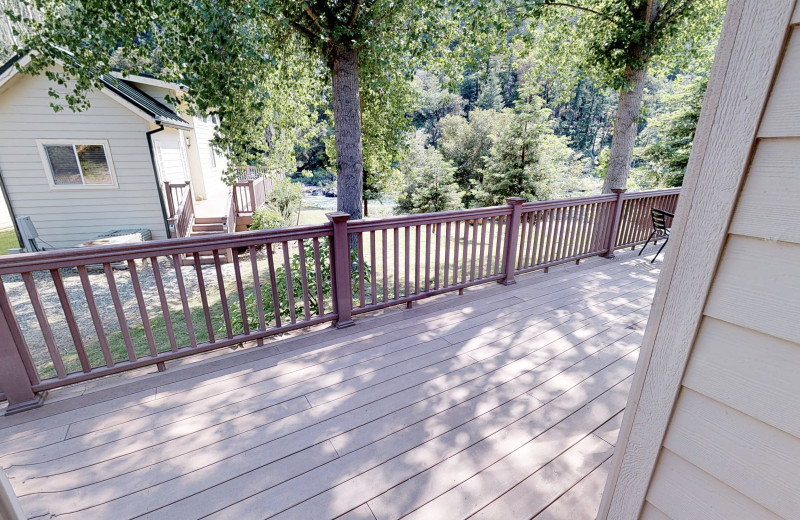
[616,187,680,248]
[164,181,190,219]
[0,188,678,414]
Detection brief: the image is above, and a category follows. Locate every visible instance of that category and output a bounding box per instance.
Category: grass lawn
[0,229,19,255]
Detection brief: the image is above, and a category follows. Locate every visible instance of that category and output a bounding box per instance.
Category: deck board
[0,249,662,520]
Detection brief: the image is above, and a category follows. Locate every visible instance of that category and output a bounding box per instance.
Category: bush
[250,208,285,231]
[266,178,304,226]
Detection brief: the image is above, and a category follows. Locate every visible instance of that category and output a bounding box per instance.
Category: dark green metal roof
[0,54,190,129]
[100,74,190,128]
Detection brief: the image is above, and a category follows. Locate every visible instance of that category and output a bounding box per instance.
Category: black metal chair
[639,208,673,263]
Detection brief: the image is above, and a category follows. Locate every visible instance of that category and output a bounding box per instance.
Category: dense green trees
[1,0,727,217]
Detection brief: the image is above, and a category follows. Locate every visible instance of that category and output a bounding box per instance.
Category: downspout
[0,168,22,250]
[146,122,172,239]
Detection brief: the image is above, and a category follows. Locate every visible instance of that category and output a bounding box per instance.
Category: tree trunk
[331,43,364,220]
[602,65,648,193]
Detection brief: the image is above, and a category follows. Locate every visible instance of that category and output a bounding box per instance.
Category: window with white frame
[40,142,116,187]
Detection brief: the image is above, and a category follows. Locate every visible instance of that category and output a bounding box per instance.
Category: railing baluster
[192,253,215,343]
[248,246,267,336]
[404,226,411,297]
[171,254,197,347]
[22,272,66,378]
[461,218,469,283]
[494,216,504,275]
[528,210,540,268]
[77,266,113,366]
[103,263,137,361]
[212,251,234,339]
[151,257,178,352]
[485,217,495,278]
[266,243,282,328]
[394,227,400,299]
[282,242,297,324]
[313,238,325,317]
[453,220,461,285]
[524,211,536,267]
[414,225,421,294]
[516,212,527,269]
[127,261,158,357]
[382,229,389,302]
[297,240,311,320]
[357,233,366,308]
[50,268,90,373]
[434,223,441,289]
[424,224,431,292]
[477,218,486,280]
[370,230,378,303]
[470,219,478,282]
[444,222,451,286]
[557,206,570,261]
[231,252,250,337]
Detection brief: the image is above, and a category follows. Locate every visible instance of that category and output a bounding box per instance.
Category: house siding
[641,16,800,520]
[192,115,228,200]
[0,69,168,248]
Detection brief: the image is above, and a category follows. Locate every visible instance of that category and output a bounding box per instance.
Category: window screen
[43,144,113,186]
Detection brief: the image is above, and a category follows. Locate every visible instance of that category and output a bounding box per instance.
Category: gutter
[146,122,172,240]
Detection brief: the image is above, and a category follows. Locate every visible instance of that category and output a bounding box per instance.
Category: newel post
[499,197,525,285]
[0,284,43,415]
[327,212,355,329]
[604,188,627,258]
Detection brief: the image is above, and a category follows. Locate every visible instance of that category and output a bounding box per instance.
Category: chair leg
[651,237,669,263]
[639,233,655,256]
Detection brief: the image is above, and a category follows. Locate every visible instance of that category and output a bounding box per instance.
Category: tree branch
[349,0,362,28]
[304,6,325,34]
[660,0,694,26]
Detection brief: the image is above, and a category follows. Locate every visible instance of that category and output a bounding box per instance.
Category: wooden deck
[0,248,663,520]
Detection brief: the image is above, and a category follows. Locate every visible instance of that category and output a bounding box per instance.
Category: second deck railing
[0,187,679,413]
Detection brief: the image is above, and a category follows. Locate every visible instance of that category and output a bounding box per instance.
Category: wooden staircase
[184,217,232,264]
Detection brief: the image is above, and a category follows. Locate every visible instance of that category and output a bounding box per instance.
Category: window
[40,142,115,187]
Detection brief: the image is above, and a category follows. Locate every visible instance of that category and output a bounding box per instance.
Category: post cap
[611,188,627,194]
[506,197,525,205]
[326,211,351,223]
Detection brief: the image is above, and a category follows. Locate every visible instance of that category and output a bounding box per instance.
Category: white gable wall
[192,115,228,201]
[0,69,169,248]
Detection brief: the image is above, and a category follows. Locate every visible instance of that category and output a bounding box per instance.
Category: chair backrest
[650,208,673,232]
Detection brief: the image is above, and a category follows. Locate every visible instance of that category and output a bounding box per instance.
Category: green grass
[0,229,20,255]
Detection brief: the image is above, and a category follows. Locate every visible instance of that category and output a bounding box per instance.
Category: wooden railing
[0,188,678,414]
[616,188,680,248]
[164,181,190,219]
[233,176,278,216]
[166,183,194,239]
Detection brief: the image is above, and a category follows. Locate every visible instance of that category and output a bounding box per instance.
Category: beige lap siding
[0,68,167,248]
[643,18,800,520]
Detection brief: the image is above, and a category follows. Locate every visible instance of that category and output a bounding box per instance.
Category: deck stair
[185,216,231,264]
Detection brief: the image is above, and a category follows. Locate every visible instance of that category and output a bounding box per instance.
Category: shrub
[250,208,285,231]
[266,178,304,226]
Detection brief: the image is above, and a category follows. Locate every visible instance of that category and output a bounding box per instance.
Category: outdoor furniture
[639,208,673,263]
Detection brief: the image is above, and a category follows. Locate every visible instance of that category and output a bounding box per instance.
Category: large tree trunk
[331,44,364,220]
[602,65,648,193]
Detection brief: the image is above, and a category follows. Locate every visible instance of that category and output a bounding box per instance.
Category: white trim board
[597,0,800,518]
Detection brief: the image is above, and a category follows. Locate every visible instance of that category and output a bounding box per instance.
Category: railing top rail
[347,205,513,233]
[621,187,681,200]
[520,193,617,211]
[0,224,333,274]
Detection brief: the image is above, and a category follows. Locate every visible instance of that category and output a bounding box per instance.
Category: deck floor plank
[0,249,662,520]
